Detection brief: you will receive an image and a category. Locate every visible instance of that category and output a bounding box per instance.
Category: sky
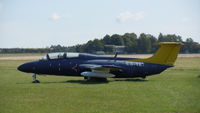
[0,0,200,48]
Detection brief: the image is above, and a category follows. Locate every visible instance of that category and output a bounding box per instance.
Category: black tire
[141,76,146,79]
[32,80,40,83]
[86,77,107,82]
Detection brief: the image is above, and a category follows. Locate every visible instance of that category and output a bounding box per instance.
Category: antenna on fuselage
[114,52,118,60]
[105,45,125,59]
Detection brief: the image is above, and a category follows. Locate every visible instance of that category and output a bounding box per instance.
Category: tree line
[1,33,200,54]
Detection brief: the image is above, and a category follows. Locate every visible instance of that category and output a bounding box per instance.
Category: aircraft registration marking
[125,61,144,67]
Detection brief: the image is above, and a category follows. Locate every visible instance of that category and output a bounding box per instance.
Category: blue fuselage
[18,53,172,78]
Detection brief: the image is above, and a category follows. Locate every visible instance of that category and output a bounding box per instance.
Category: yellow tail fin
[129,42,183,65]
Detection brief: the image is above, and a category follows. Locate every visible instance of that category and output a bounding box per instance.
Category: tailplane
[129,42,183,66]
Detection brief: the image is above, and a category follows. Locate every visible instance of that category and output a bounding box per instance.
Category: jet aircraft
[18,42,183,83]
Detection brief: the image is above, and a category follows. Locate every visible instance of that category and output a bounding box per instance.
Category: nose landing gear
[32,73,40,83]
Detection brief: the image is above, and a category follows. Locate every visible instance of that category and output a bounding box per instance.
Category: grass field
[0,55,200,113]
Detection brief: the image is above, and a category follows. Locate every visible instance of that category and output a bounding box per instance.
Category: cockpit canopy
[42,52,79,60]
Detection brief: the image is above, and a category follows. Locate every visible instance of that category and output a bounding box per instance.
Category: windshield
[49,52,65,59]
[42,52,79,60]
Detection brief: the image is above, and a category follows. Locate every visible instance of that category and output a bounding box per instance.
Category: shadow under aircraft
[18,42,183,83]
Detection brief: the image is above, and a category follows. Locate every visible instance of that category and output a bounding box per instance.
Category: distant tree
[50,44,65,52]
[186,38,194,43]
[84,40,93,53]
[75,44,84,52]
[181,38,200,53]
[158,33,164,42]
[102,35,112,45]
[110,34,124,45]
[138,33,151,53]
[176,35,183,42]
[123,33,138,53]
[83,39,104,53]
[147,34,158,52]
[1,32,199,54]
[93,39,104,51]
[104,46,115,53]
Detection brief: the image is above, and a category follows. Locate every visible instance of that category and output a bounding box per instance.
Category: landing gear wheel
[85,77,107,82]
[84,77,88,80]
[141,76,146,79]
[32,80,40,83]
[94,78,107,82]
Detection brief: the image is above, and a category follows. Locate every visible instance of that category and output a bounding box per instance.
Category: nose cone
[17,61,37,73]
[17,64,24,72]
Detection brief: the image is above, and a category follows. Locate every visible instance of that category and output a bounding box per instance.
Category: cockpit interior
[42,52,79,60]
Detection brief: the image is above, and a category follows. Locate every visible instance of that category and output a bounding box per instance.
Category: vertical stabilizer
[129,42,183,65]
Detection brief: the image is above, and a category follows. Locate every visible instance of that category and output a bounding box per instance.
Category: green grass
[0,53,43,57]
[0,57,200,113]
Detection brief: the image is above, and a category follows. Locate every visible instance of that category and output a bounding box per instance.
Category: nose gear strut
[32,73,40,83]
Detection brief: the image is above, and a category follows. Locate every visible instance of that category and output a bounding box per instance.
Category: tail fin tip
[159,42,183,46]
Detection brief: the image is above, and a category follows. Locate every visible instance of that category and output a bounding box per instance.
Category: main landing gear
[141,76,146,79]
[32,73,40,83]
[84,77,107,82]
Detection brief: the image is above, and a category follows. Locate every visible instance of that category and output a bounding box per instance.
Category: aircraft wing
[79,64,122,71]
[79,64,123,78]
